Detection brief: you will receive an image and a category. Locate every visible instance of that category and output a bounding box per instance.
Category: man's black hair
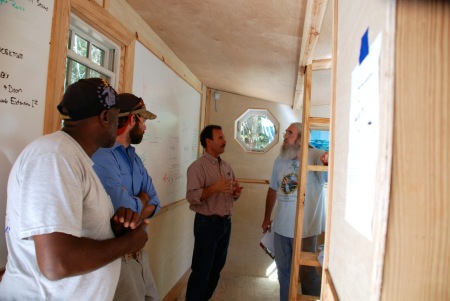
[200,125,222,148]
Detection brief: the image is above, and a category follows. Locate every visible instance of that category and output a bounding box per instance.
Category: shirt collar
[112,142,122,150]
[203,152,220,164]
[112,142,136,155]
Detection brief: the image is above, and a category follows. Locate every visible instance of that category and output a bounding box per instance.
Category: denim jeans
[274,232,321,301]
[185,213,232,301]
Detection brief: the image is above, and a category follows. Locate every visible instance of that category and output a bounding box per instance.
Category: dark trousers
[185,213,232,301]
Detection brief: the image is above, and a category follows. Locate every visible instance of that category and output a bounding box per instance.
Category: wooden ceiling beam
[312,58,332,70]
[292,0,329,110]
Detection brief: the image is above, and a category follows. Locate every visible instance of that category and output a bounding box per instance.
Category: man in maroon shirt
[185,125,243,301]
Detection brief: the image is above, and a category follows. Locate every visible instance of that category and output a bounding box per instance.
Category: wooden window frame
[43,0,134,134]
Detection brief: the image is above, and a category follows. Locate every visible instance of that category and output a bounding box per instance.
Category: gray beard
[280,143,300,160]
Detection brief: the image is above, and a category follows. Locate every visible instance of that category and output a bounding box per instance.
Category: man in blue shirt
[93,93,161,301]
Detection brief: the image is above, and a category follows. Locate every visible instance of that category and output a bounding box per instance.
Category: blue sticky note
[359,28,369,64]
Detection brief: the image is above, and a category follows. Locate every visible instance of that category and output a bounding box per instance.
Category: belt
[122,249,142,261]
[196,213,231,220]
[212,214,231,220]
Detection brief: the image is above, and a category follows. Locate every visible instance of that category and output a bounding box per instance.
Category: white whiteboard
[132,42,201,207]
[0,0,54,269]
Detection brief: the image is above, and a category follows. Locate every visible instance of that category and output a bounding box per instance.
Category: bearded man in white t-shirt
[261,122,328,301]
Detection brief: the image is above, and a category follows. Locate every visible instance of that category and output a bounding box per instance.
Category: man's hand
[140,204,157,220]
[320,152,329,166]
[211,177,235,194]
[262,219,272,234]
[34,217,149,280]
[232,180,244,198]
[121,221,149,255]
[200,177,237,201]
[111,207,142,237]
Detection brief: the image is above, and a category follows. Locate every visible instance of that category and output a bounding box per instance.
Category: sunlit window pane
[66,59,110,87]
[73,34,88,57]
[90,45,105,66]
[89,69,109,81]
[239,115,274,150]
[235,109,279,153]
[67,58,87,83]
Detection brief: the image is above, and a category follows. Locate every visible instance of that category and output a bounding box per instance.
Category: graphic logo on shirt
[281,172,298,194]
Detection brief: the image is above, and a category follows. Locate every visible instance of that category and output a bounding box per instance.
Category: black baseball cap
[57,78,121,121]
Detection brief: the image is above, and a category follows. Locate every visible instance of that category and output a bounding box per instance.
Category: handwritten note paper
[345,32,382,241]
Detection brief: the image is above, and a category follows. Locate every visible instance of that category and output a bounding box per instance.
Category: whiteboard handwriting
[0,0,26,11]
[0,96,39,108]
[36,0,48,11]
[0,47,24,59]
[4,84,22,93]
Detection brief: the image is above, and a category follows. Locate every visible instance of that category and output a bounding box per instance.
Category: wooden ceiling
[126,0,332,107]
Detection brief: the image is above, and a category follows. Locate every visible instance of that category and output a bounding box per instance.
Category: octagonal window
[235,109,279,153]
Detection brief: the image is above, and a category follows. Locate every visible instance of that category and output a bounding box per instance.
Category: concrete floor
[178,272,280,301]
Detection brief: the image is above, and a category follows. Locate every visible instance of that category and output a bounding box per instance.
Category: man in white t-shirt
[0,78,150,301]
[261,122,328,301]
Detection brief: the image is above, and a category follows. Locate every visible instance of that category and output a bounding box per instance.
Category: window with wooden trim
[65,14,120,89]
[235,109,279,153]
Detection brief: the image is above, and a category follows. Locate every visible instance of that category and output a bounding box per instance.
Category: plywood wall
[381,1,450,300]
[326,0,449,300]
[326,0,396,300]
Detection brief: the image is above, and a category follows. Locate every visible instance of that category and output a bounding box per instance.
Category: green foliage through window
[235,109,279,153]
[65,19,114,89]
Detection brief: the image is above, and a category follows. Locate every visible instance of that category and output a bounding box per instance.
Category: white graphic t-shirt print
[281,172,298,194]
[273,159,300,237]
[279,160,299,198]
